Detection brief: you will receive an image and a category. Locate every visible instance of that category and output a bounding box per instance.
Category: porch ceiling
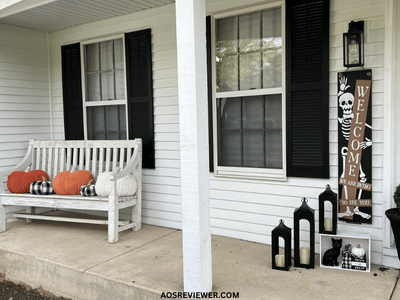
[0,0,175,32]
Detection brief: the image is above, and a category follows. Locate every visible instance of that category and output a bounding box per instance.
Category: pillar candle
[324,217,333,231]
[275,254,285,267]
[300,247,310,265]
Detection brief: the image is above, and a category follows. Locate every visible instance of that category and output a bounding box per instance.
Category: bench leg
[132,204,141,231]
[26,207,35,223]
[0,203,5,232]
[108,195,119,244]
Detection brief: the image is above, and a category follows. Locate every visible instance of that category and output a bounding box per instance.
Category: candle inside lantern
[275,254,285,267]
[324,217,333,231]
[300,247,310,265]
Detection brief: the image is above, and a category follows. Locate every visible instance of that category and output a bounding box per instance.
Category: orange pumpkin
[7,165,50,194]
[53,166,94,195]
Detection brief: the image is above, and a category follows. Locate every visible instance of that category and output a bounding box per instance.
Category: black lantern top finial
[273,219,291,234]
[319,184,337,198]
[294,197,315,214]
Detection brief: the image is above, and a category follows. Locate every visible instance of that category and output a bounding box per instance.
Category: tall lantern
[343,20,364,68]
[319,184,338,235]
[294,198,315,269]
[271,219,291,271]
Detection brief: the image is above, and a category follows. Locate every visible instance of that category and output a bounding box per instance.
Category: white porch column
[175,0,212,293]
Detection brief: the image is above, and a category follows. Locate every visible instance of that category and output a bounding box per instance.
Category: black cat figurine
[322,238,342,266]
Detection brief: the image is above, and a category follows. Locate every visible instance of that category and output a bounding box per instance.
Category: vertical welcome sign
[338,70,372,224]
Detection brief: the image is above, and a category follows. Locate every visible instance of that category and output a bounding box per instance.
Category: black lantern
[294,198,315,269]
[271,219,291,271]
[319,184,338,235]
[343,20,364,68]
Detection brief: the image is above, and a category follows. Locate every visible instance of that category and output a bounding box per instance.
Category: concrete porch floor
[0,211,398,300]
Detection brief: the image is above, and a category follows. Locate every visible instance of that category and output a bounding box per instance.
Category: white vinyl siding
[0,23,50,217]
[0,24,50,172]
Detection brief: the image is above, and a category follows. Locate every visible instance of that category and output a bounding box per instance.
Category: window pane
[218,97,241,166]
[265,94,282,168]
[262,8,282,88]
[239,52,261,90]
[87,105,126,140]
[265,94,282,130]
[87,73,100,101]
[262,8,281,45]
[114,39,124,69]
[219,97,241,130]
[243,131,264,167]
[119,105,127,140]
[263,49,282,88]
[265,131,282,169]
[217,95,282,169]
[100,40,113,71]
[86,43,99,72]
[243,96,263,130]
[239,12,261,53]
[216,16,238,93]
[115,70,125,100]
[219,131,242,167]
[106,105,119,132]
[216,17,237,56]
[217,55,238,92]
[101,72,114,100]
[87,106,105,140]
[106,105,126,139]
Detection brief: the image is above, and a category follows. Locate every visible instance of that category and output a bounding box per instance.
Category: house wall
[0,24,51,172]
[0,23,51,217]
[207,0,387,265]
[48,4,182,228]
[47,0,389,265]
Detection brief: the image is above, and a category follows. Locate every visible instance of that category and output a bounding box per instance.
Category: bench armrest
[0,140,35,193]
[111,139,142,182]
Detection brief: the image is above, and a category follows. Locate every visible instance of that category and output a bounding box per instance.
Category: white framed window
[81,35,128,140]
[212,2,286,180]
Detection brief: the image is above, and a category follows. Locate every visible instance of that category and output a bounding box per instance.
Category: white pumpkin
[351,245,365,258]
[95,167,137,197]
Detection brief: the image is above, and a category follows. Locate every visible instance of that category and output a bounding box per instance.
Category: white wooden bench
[0,139,142,243]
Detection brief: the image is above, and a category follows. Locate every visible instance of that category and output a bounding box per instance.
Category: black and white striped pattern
[80,185,96,196]
[30,181,53,195]
[341,118,352,141]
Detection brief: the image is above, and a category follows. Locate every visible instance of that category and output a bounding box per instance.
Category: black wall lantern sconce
[271,219,291,271]
[343,20,364,68]
[319,184,338,235]
[294,198,315,269]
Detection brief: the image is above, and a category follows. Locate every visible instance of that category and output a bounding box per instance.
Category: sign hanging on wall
[338,69,372,224]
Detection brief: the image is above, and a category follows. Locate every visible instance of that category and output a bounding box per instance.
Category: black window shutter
[206,16,214,173]
[61,43,84,140]
[125,29,155,169]
[286,0,330,178]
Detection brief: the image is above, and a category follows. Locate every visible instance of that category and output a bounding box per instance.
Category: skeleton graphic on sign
[338,75,372,220]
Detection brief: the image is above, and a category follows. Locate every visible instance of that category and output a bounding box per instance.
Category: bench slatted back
[31,140,139,180]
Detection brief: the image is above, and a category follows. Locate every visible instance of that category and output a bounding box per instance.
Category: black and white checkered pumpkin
[80,179,96,196]
[30,177,53,195]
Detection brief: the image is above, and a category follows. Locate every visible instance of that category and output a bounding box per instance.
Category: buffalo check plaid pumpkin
[30,180,53,195]
[342,244,352,269]
[80,184,96,196]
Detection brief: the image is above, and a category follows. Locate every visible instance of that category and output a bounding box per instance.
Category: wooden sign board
[338,70,372,224]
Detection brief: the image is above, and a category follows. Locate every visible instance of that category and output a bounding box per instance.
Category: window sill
[214,166,287,182]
